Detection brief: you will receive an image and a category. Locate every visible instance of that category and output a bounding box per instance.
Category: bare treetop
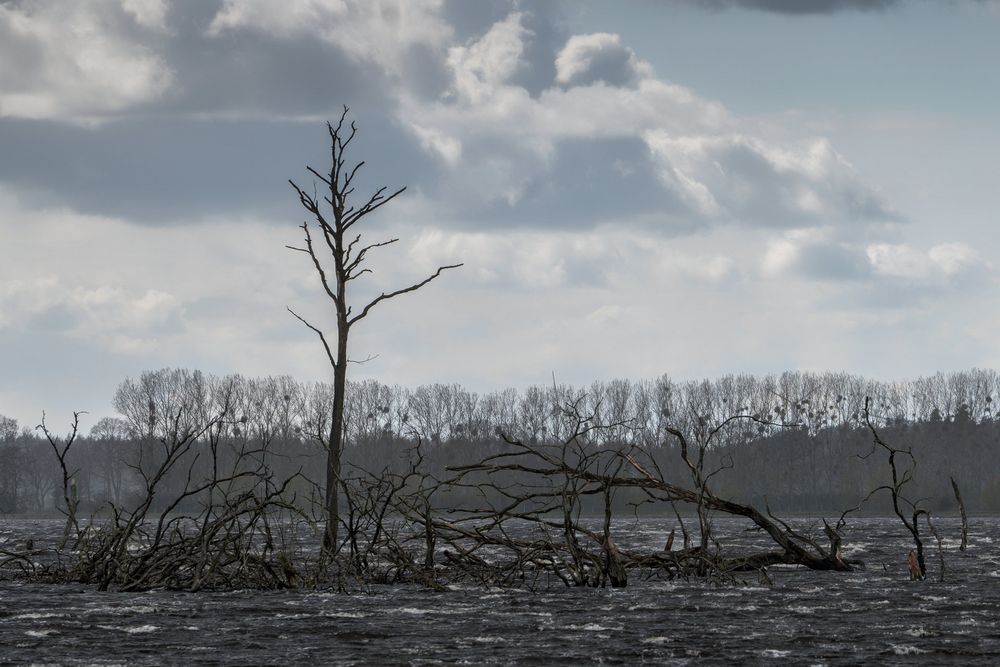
[286,106,462,553]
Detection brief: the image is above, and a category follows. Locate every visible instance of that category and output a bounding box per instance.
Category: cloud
[121,0,169,31]
[689,0,900,14]
[0,2,895,237]
[207,0,453,94]
[867,241,988,282]
[0,0,173,121]
[0,113,433,224]
[446,12,528,103]
[644,134,893,226]
[0,186,304,345]
[554,33,652,88]
[762,228,872,280]
[402,16,893,232]
[1,0,997,429]
[0,277,184,354]
[407,228,631,289]
[762,228,989,288]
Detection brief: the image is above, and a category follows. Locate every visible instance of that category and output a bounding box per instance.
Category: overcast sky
[2,0,1000,427]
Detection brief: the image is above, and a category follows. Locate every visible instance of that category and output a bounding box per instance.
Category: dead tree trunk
[602,485,627,587]
[287,106,461,556]
[855,397,946,581]
[950,477,969,551]
[423,497,436,572]
[37,412,84,550]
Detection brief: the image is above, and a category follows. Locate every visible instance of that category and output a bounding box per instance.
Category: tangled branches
[10,389,970,592]
[429,397,860,589]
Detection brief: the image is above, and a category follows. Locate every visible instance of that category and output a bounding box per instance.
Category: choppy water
[2,516,998,665]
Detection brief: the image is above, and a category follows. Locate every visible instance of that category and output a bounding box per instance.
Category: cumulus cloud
[0,2,895,235]
[407,225,742,291]
[0,277,184,353]
[0,186,309,349]
[867,241,987,282]
[554,33,652,88]
[408,228,630,289]
[121,0,169,31]
[762,228,872,280]
[208,0,453,87]
[447,12,528,103]
[0,0,173,120]
[645,134,893,226]
[401,15,892,231]
[762,228,989,288]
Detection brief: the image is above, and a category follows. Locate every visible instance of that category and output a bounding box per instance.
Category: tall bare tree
[288,107,462,554]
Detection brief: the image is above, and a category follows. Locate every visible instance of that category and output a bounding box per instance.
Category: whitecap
[125,625,159,634]
[323,611,367,619]
[905,627,939,637]
[561,623,623,632]
[787,605,817,614]
[890,644,929,655]
[25,629,59,637]
[117,604,158,614]
[760,649,791,658]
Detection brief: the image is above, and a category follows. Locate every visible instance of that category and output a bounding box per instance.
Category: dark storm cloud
[153,0,447,114]
[0,0,454,222]
[0,113,438,223]
[691,0,900,13]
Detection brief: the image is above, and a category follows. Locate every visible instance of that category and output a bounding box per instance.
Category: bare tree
[844,397,945,581]
[37,412,85,549]
[287,107,462,554]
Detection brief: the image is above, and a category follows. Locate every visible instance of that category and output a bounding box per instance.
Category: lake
[1,516,997,665]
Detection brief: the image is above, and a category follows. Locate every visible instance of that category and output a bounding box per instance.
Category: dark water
[2,517,998,665]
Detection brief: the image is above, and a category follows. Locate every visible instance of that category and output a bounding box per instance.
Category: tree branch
[286,307,337,371]
[348,264,463,326]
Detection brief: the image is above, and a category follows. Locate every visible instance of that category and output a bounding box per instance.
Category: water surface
[2,517,997,665]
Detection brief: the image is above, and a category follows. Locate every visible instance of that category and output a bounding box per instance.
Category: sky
[2,0,1000,428]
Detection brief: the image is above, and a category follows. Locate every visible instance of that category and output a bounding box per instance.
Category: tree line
[2,367,996,515]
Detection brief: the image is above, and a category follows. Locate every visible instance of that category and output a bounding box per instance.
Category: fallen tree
[423,396,860,589]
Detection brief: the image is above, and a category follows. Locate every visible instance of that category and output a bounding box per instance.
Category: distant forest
[2,368,998,515]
